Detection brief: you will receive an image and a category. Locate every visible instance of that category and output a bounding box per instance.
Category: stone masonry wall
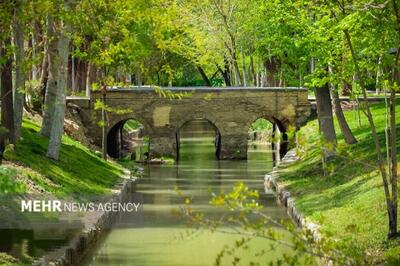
[67,87,311,160]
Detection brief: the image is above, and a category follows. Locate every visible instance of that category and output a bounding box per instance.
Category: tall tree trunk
[218,58,231,86]
[41,15,58,137]
[30,8,41,81]
[71,55,76,93]
[376,56,382,94]
[232,52,242,86]
[249,54,256,86]
[37,30,48,112]
[265,57,280,87]
[329,66,357,144]
[101,91,107,160]
[218,67,231,86]
[47,11,70,160]
[331,89,357,144]
[77,58,83,92]
[86,61,92,96]
[241,47,247,87]
[278,62,284,87]
[389,83,398,238]
[0,61,4,156]
[212,0,241,86]
[314,84,337,161]
[389,0,399,239]
[1,38,15,146]
[197,66,211,86]
[79,59,87,92]
[31,26,37,81]
[261,64,267,87]
[136,67,142,87]
[13,0,25,140]
[256,72,260,87]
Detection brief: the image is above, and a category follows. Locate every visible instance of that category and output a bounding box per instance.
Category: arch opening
[176,119,221,161]
[248,118,273,143]
[107,118,149,160]
[247,117,288,163]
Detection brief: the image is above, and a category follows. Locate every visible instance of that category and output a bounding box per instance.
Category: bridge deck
[104,86,308,92]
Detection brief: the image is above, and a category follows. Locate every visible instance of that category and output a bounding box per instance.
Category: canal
[87,120,290,266]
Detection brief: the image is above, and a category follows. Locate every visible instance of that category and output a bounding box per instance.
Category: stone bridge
[66,87,310,160]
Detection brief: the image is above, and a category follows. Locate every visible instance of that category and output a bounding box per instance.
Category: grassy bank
[0,119,125,265]
[2,119,124,196]
[278,100,400,264]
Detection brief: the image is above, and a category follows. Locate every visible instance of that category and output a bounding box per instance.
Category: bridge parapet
[66,87,311,160]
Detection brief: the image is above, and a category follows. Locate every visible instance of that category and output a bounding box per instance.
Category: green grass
[0,119,125,266]
[278,99,400,263]
[307,90,400,98]
[4,119,124,197]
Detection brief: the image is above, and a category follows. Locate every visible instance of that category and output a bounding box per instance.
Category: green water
[88,120,290,266]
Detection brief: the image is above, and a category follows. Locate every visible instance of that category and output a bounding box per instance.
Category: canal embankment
[35,174,136,266]
[265,150,321,242]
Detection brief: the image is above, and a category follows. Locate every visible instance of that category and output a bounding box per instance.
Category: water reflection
[88,120,288,266]
[0,228,77,262]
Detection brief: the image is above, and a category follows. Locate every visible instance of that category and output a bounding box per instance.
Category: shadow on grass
[279,100,400,217]
[5,119,123,196]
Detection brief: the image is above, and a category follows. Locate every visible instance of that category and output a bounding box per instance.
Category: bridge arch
[176,118,221,160]
[245,115,288,159]
[106,116,151,158]
[244,113,286,131]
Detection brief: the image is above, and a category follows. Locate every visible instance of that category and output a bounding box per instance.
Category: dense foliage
[1,0,397,91]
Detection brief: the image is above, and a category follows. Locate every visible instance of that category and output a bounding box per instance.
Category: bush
[0,167,26,194]
[385,246,400,266]
[0,252,19,265]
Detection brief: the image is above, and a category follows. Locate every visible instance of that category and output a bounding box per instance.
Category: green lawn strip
[4,119,124,197]
[278,99,400,262]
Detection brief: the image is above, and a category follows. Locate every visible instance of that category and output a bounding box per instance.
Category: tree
[12,0,26,140]
[329,66,357,145]
[40,14,59,138]
[0,2,15,164]
[46,0,74,160]
[314,84,337,161]
[0,38,15,162]
[326,0,399,238]
[388,0,399,240]
[330,87,357,144]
